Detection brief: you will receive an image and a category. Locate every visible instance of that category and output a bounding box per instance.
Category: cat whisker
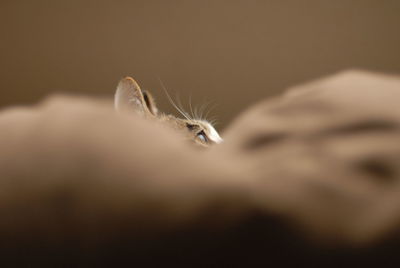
[197,99,216,121]
[194,104,199,120]
[208,116,219,126]
[189,94,195,120]
[176,93,192,120]
[157,77,191,121]
[197,101,208,120]
[204,102,218,121]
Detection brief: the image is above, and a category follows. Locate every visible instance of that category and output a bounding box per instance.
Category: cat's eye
[197,130,208,142]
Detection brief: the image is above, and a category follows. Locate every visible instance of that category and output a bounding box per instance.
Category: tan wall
[1,0,399,129]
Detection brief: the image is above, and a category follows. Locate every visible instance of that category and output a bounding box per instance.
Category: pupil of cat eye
[197,130,207,142]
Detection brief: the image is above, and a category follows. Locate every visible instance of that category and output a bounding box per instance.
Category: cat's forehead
[205,122,223,144]
[195,120,223,144]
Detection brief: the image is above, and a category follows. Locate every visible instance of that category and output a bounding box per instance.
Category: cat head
[114,77,222,147]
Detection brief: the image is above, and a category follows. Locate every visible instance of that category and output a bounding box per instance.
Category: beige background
[1,0,399,129]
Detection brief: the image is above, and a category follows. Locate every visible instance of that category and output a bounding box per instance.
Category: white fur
[204,122,223,144]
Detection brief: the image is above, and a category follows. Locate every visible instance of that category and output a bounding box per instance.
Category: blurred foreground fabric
[0,70,400,267]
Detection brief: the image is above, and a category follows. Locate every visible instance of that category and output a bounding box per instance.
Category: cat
[114,77,223,147]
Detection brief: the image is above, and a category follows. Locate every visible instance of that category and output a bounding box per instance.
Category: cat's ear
[142,90,158,116]
[114,77,157,116]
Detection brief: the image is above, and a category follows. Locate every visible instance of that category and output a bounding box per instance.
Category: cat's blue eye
[198,134,206,142]
[197,131,207,142]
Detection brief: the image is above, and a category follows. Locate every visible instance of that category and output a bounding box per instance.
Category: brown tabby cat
[114,77,223,147]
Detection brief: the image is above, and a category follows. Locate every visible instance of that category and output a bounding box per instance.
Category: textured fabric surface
[0,70,400,266]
